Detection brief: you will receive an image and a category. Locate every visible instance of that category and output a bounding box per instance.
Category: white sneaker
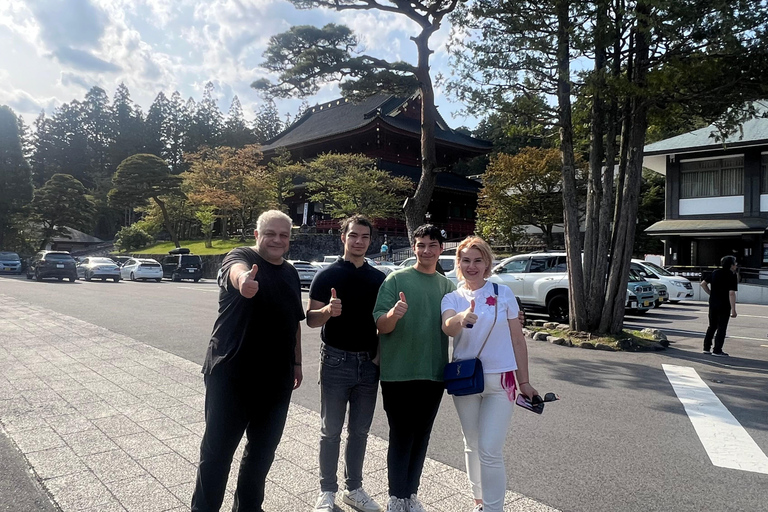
[314,491,336,512]
[342,487,384,512]
[408,494,426,512]
[386,496,408,512]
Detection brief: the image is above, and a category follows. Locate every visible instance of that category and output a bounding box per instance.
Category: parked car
[488,251,661,321]
[630,259,694,303]
[288,260,319,287]
[161,248,203,282]
[76,257,121,282]
[653,283,668,307]
[625,270,658,314]
[26,251,78,282]
[120,258,163,282]
[399,255,456,275]
[0,251,23,274]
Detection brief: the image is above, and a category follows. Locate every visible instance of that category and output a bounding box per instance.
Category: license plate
[301,273,311,279]
[643,301,650,307]
[56,264,64,268]
[3,267,11,271]
[188,269,195,273]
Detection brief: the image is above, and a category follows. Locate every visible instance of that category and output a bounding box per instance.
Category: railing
[665,265,768,285]
[370,239,462,264]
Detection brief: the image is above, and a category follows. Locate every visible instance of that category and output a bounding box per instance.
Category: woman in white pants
[441,237,537,512]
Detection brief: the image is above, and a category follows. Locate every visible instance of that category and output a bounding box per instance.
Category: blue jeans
[319,344,380,492]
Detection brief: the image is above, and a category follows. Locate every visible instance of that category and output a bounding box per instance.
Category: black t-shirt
[203,247,305,387]
[705,268,738,309]
[309,259,386,354]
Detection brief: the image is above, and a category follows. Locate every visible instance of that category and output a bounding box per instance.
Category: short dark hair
[340,215,373,235]
[412,224,445,245]
[720,255,737,269]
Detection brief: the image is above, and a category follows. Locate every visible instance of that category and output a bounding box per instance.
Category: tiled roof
[645,218,768,235]
[261,93,491,152]
[644,103,768,155]
[51,226,104,244]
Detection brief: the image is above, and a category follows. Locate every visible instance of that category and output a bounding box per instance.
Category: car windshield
[180,255,201,264]
[45,253,72,260]
[641,261,674,276]
[628,270,644,282]
[91,258,115,264]
[0,252,20,261]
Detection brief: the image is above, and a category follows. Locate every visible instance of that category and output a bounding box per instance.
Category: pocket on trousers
[321,352,343,368]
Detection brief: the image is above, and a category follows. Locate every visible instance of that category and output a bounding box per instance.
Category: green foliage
[109,154,182,207]
[30,173,95,250]
[299,153,413,219]
[634,170,666,256]
[194,205,217,248]
[114,225,154,252]
[255,23,417,100]
[0,105,34,248]
[477,148,573,247]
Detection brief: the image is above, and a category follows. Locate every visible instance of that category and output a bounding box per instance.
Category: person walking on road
[701,255,738,357]
[307,215,386,512]
[441,237,537,512]
[191,210,305,512]
[373,225,456,512]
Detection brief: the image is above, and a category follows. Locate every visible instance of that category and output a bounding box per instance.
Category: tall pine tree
[223,96,255,148]
[0,105,34,248]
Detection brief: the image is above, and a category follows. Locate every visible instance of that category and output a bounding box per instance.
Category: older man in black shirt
[307,215,386,512]
[701,255,738,357]
[192,210,305,512]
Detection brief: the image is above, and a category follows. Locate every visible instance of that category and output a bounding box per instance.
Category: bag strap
[474,283,498,359]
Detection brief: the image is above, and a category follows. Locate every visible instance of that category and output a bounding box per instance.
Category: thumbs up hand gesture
[391,291,408,320]
[461,299,478,328]
[326,288,342,317]
[238,264,260,298]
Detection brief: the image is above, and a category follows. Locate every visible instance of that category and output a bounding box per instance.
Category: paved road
[1,274,767,512]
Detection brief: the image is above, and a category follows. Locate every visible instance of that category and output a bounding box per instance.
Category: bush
[114,225,154,252]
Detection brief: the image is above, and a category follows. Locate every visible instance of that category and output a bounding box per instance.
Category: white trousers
[453,373,514,512]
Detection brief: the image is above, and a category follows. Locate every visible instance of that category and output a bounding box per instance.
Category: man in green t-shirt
[373,225,456,512]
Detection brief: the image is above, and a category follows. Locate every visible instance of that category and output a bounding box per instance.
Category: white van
[630,259,694,303]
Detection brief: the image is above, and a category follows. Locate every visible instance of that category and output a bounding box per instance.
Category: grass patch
[529,326,659,350]
[120,239,246,255]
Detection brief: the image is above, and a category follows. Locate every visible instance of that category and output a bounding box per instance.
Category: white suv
[488,251,658,321]
[630,259,694,303]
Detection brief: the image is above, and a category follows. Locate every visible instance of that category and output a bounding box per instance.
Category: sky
[0,0,477,130]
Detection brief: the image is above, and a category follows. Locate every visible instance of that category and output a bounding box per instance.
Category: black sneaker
[702,350,711,354]
[712,351,730,357]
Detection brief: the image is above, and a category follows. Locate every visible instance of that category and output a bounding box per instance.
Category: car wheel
[130,272,135,281]
[57,277,64,281]
[668,300,680,304]
[172,272,181,282]
[69,276,77,282]
[194,277,200,283]
[633,308,649,315]
[547,293,569,322]
[35,270,42,282]
[26,270,32,279]
[155,278,162,282]
[654,300,662,308]
[85,273,92,281]
[113,277,120,282]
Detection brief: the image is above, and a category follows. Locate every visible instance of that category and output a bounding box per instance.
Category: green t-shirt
[373,266,456,382]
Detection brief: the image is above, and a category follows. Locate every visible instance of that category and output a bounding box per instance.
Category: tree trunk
[582,0,610,331]
[403,29,439,241]
[555,0,587,331]
[153,196,180,248]
[221,216,228,240]
[599,1,651,334]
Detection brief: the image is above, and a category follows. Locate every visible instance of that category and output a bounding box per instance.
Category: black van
[161,248,203,282]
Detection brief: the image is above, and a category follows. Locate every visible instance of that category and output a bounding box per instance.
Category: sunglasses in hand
[515,392,560,414]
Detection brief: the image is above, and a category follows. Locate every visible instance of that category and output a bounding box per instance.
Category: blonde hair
[455,236,494,281]
[256,210,292,233]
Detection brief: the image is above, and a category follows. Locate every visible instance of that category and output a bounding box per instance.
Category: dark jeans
[319,344,380,492]
[703,305,731,353]
[191,370,292,512]
[380,380,444,499]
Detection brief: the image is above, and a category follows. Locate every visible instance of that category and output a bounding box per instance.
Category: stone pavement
[0,294,558,512]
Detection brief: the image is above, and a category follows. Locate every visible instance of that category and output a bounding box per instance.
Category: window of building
[761,155,768,194]
[680,156,744,198]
